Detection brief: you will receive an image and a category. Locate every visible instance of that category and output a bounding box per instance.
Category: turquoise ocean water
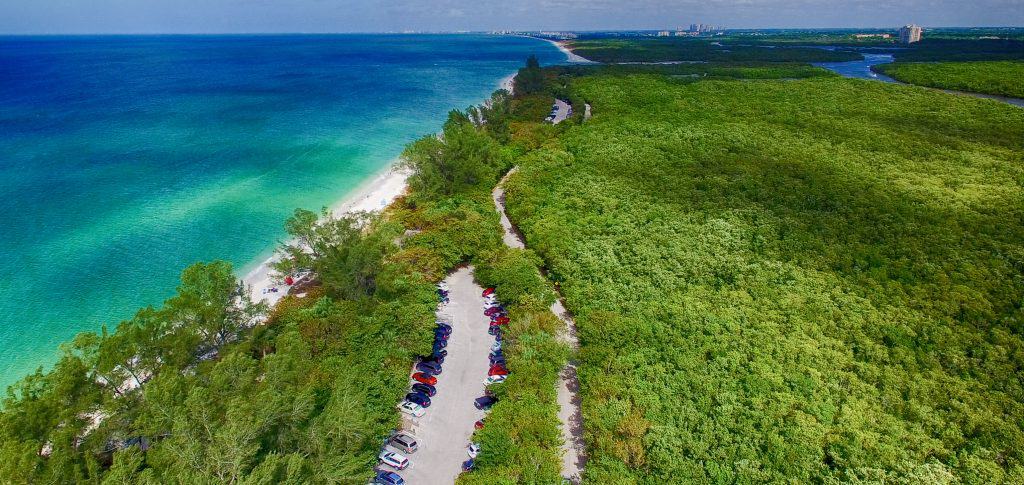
[0,34,564,389]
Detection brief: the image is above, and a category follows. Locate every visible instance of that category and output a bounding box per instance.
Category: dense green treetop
[504,72,1024,483]
[876,60,1024,98]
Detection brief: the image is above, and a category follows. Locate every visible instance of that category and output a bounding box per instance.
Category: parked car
[474,419,485,429]
[432,340,448,352]
[488,365,509,376]
[482,287,495,297]
[462,458,475,471]
[398,401,426,417]
[411,372,436,386]
[474,396,497,410]
[489,356,506,366]
[411,382,436,397]
[435,326,451,337]
[490,341,501,352]
[378,450,410,470]
[389,433,418,453]
[467,442,480,458]
[484,307,503,317]
[432,349,448,360]
[422,354,445,365]
[416,361,442,375]
[374,470,405,485]
[484,374,507,385]
[406,392,431,408]
[492,316,510,326]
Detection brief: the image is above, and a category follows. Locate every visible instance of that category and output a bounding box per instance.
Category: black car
[474,396,497,410]
[422,354,445,365]
[433,349,448,359]
[406,392,431,407]
[411,382,436,397]
[488,326,501,337]
[432,340,448,352]
[417,361,442,375]
[489,356,506,366]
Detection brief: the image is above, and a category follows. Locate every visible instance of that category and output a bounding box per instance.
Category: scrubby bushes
[876,60,1024,98]
[505,73,1024,482]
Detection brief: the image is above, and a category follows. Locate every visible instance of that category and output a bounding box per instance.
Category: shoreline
[240,162,411,307]
[241,71,519,307]
[548,39,597,64]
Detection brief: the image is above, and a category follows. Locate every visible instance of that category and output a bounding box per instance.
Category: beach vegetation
[514,55,546,95]
[401,110,509,199]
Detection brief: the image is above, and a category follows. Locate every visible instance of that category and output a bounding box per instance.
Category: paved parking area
[392,267,491,484]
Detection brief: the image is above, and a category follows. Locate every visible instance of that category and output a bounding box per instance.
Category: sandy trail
[492,168,586,483]
[398,267,492,485]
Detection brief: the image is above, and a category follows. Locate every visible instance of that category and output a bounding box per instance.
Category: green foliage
[504,73,1024,482]
[876,60,1024,98]
[893,38,1024,62]
[401,110,509,199]
[568,38,863,63]
[274,209,399,299]
[514,55,546,96]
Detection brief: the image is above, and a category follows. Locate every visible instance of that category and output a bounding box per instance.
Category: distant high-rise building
[899,24,922,44]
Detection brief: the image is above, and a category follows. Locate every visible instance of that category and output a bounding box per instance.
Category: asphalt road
[396,267,491,484]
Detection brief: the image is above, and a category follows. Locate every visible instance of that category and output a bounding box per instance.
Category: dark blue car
[474,396,497,410]
[411,382,436,397]
[417,361,442,375]
[375,470,405,485]
[406,392,431,408]
[462,458,475,471]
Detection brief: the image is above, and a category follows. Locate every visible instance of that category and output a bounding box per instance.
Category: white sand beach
[241,164,410,307]
[242,70,519,309]
[550,39,596,64]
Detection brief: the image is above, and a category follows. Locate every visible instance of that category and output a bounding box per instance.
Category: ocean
[0,34,564,389]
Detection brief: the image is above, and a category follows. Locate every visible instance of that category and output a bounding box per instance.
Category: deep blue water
[0,34,564,388]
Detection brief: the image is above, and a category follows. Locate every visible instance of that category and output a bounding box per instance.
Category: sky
[1,0,1022,34]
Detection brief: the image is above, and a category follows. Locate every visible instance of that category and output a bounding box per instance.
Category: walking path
[396,267,491,484]
[492,169,587,483]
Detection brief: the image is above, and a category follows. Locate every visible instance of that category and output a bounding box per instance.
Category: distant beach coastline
[549,39,597,64]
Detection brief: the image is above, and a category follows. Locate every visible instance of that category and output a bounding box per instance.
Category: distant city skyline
[1,0,1022,34]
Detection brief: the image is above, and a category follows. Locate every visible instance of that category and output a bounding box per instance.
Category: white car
[490,341,501,352]
[484,374,507,385]
[378,450,410,470]
[467,442,481,459]
[398,401,426,417]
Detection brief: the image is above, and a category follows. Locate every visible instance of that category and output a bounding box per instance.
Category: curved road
[493,169,587,483]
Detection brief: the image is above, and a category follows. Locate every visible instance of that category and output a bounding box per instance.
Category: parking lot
[385,267,491,484]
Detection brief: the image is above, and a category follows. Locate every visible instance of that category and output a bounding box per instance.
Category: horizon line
[2,26,1023,36]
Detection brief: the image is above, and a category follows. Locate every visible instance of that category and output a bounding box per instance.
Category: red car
[412,372,437,385]
[482,288,495,297]
[492,316,510,326]
[488,365,509,376]
[474,419,485,430]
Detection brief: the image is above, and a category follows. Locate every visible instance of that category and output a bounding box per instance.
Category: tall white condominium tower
[899,24,922,44]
